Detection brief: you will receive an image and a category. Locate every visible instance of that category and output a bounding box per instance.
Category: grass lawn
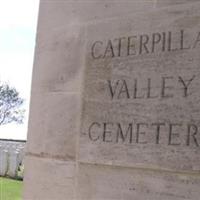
[0,177,23,200]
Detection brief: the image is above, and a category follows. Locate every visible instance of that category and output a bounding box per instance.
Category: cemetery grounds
[0,177,22,200]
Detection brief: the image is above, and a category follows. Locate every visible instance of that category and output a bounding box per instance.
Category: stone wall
[24,1,200,200]
[0,139,25,178]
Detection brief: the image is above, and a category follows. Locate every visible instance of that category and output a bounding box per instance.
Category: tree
[0,82,25,125]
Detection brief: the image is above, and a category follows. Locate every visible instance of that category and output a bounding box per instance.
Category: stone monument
[24,1,200,199]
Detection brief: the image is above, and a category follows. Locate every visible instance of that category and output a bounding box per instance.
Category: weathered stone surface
[157,0,200,7]
[78,163,200,200]
[24,0,200,200]
[31,24,85,94]
[27,92,80,160]
[23,156,75,200]
[79,3,200,172]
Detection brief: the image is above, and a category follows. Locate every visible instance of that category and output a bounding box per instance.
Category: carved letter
[167,31,177,51]
[180,30,191,50]
[127,36,137,56]
[114,37,126,57]
[168,123,181,146]
[88,122,101,141]
[178,75,195,97]
[152,123,165,144]
[161,76,174,98]
[117,80,130,99]
[147,78,158,99]
[107,80,120,99]
[187,124,199,147]
[136,123,148,144]
[103,122,113,142]
[139,34,149,54]
[152,33,161,53]
[193,32,200,49]
[104,40,115,58]
[91,41,103,59]
[116,123,133,143]
[133,79,144,99]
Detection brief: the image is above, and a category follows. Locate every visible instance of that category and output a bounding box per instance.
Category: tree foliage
[0,83,24,125]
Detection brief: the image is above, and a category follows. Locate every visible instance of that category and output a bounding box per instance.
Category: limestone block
[156,0,200,7]
[26,93,48,155]
[31,25,85,94]
[0,150,8,176]
[38,0,157,31]
[78,163,200,200]
[79,2,200,172]
[27,92,80,160]
[23,156,75,200]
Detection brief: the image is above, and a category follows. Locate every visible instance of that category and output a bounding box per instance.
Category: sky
[0,0,39,140]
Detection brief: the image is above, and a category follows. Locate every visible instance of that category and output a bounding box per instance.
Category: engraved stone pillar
[24,1,200,200]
